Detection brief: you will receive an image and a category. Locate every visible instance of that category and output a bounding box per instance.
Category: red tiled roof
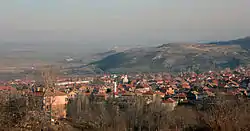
[157,80,164,84]
[118,84,123,88]
[162,98,176,103]
[0,86,16,91]
[33,92,44,97]
[155,91,165,95]
[182,82,190,88]
[174,93,187,98]
[212,80,219,85]
[44,89,67,96]
[165,80,170,83]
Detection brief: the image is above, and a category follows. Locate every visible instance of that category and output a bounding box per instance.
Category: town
[0,66,250,130]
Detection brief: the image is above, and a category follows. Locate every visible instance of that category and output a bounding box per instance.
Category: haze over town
[1,1,250,131]
[1,0,250,44]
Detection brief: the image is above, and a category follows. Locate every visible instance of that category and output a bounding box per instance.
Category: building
[44,89,68,119]
[162,98,178,111]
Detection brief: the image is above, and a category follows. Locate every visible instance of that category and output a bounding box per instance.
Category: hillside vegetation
[92,37,250,72]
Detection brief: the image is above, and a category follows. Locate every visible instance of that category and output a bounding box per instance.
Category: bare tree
[196,96,250,131]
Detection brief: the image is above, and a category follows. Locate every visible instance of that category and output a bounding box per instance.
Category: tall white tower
[114,81,117,93]
[113,81,118,98]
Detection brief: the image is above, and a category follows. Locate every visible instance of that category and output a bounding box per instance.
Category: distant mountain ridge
[209,36,250,49]
[90,37,250,73]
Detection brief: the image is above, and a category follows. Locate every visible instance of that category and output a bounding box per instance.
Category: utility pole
[113,80,117,98]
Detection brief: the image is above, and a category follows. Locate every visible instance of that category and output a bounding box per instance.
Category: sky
[1,0,250,46]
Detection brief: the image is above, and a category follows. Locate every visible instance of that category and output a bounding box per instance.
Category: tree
[106,88,112,93]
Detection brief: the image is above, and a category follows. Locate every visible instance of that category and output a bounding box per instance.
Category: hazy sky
[1,0,250,45]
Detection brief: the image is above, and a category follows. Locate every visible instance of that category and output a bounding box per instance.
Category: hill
[210,36,250,49]
[91,41,250,73]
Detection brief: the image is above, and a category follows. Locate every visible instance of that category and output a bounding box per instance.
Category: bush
[67,95,250,131]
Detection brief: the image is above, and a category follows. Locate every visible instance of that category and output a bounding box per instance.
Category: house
[182,81,190,89]
[155,91,165,98]
[79,86,88,91]
[121,91,135,97]
[122,75,129,84]
[243,90,250,98]
[95,93,108,102]
[187,91,207,101]
[82,91,91,96]
[203,86,211,91]
[166,87,175,95]
[157,80,164,84]
[119,91,136,102]
[0,86,17,92]
[162,98,178,111]
[142,91,156,104]
[205,91,215,97]
[187,91,198,100]
[212,80,219,87]
[68,89,78,99]
[228,80,239,88]
[44,89,68,119]
[173,93,187,103]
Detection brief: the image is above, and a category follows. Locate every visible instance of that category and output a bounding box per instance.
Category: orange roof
[182,82,190,88]
[155,91,165,95]
[175,93,187,98]
[44,89,67,96]
[212,80,219,85]
[162,98,176,103]
[118,84,123,88]
[0,86,16,91]
[121,92,135,96]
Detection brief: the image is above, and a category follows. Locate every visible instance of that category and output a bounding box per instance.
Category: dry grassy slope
[93,43,250,72]
[210,36,250,49]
